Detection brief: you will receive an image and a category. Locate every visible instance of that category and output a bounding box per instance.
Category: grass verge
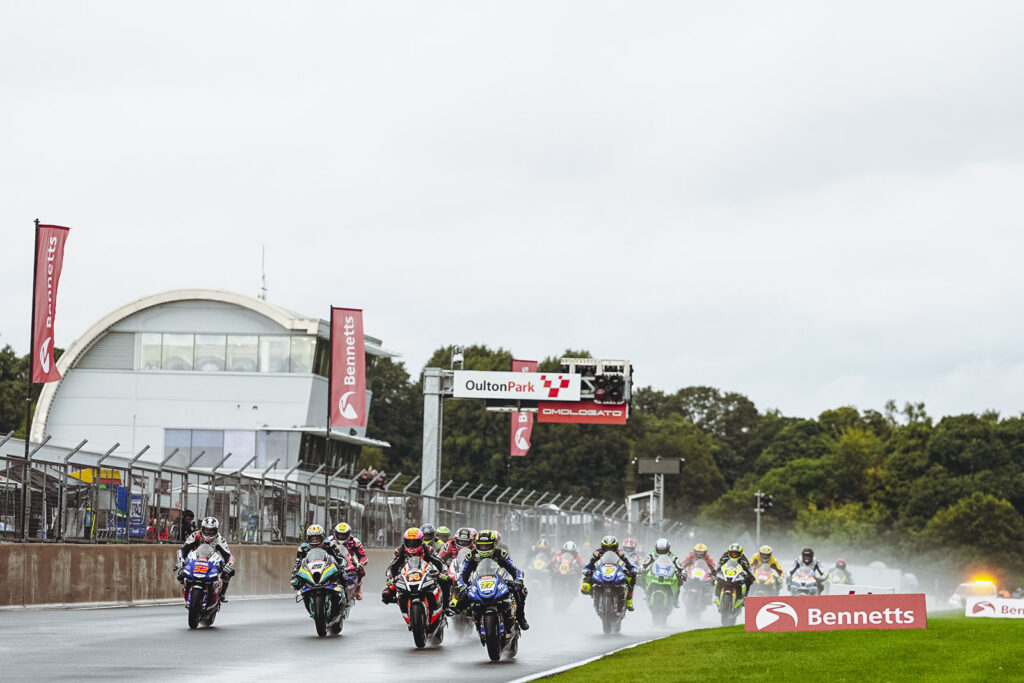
[548,613,1022,682]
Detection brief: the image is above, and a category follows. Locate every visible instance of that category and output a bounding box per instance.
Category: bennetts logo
[756,601,799,630]
[972,601,996,615]
[39,337,52,373]
[338,391,358,420]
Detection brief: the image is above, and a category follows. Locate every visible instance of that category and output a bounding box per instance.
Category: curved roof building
[31,289,392,471]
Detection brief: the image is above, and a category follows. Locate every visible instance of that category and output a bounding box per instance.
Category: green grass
[549,613,1023,682]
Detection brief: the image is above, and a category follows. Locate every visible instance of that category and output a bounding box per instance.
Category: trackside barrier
[0,438,682,556]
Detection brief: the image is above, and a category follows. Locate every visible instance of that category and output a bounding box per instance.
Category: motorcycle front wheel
[187,586,204,630]
[313,593,328,637]
[483,612,501,661]
[410,601,427,649]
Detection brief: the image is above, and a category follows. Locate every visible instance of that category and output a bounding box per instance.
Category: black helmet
[802,547,815,563]
[454,527,476,548]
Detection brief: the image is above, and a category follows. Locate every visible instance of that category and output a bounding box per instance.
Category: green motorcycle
[643,555,680,627]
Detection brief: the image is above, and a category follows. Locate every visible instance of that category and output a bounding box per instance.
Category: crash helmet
[200,516,219,543]
[536,538,549,550]
[334,522,352,542]
[693,543,708,560]
[562,541,578,554]
[801,547,815,564]
[654,538,671,555]
[759,545,773,562]
[600,536,619,553]
[623,537,638,552]
[306,524,326,547]
[454,527,475,549]
[727,543,743,560]
[420,523,436,543]
[476,530,498,558]
[403,528,425,554]
[436,525,451,543]
[836,558,847,570]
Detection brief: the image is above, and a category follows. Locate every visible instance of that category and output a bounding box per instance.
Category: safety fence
[0,432,684,553]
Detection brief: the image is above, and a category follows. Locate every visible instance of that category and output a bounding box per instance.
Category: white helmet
[655,538,671,554]
[562,541,577,554]
[200,516,219,542]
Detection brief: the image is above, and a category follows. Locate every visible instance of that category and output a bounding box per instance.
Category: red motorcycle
[391,557,447,648]
[682,559,714,618]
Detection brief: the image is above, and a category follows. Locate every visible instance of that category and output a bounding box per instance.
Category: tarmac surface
[1,586,723,682]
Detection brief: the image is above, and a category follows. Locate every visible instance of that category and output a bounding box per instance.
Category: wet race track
[2,588,726,682]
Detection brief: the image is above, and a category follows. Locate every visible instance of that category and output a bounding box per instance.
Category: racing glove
[580,582,591,595]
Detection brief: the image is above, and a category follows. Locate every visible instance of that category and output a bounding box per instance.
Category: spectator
[179,510,196,542]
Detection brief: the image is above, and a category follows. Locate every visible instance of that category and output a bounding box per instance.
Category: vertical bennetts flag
[32,225,70,383]
[510,358,537,456]
[329,307,367,428]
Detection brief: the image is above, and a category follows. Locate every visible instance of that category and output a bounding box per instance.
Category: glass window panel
[226,335,258,372]
[190,429,224,466]
[140,333,162,370]
[259,336,290,373]
[224,431,256,469]
[313,338,329,377]
[290,336,315,374]
[161,334,194,371]
[164,429,191,467]
[194,334,226,372]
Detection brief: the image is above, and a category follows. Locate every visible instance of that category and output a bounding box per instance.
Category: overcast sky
[2,2,1023,419]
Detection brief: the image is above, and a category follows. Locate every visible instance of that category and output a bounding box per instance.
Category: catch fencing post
[494,486,512,504]
[481,485,498,502]
[124,445,150,543]
[385,472,402,490]
[21,434,51,541]
[437,479,453,496]
[534,492,549,507]
[453,482,469,498]
[259,459,279,543]
[507,488,524,505]
[402,476,420,494]
[59,439,88,541]
[233,456,256,543]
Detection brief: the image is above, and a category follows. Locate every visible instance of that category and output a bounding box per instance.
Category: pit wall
[0,544,394,608]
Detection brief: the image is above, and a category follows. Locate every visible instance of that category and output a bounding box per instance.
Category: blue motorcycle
[465,559,521,661]
[590,551,628,634]
[181,544,224,629]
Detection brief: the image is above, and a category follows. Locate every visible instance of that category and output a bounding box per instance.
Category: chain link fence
[0,433,684,556]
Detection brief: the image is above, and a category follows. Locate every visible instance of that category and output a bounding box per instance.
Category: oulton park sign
[452,371,581,402]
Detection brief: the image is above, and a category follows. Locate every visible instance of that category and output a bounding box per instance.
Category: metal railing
[0,433,682,554]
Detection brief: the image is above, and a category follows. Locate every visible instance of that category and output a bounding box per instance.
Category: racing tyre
[719,591,732,626]
[313,593,328,637]
[410,601,427,649]
[508,634,519,659]
[187,587,204,630]
[483,612,501,662]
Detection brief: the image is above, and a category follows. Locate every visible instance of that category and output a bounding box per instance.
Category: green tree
[914,492,1024,569]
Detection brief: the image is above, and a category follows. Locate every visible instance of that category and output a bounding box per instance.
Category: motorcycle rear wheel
[187,587,204,630]
[410,601,427,649]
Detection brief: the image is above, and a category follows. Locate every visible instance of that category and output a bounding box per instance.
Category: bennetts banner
[32,225,70,383]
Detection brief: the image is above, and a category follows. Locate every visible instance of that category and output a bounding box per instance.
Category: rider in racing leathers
[381,528,452,607]
[581,536,638,611]
[750,545,785,593]
[177,516,235,601]
[326,522,368,599]
[440,527,477,562]
[715,543,755,601]
[788,547,826,594]
[291,524,350,589]
[451,530,530,631]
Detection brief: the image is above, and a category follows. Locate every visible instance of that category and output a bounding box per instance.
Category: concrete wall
[0,544,396,608]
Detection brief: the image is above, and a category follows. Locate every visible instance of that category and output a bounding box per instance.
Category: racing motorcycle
[713,559,748,626]
[465,558,520,662]
[590,550,629,634]
[643,555,680,627]
[682,560,713,617]
[790,568,823,596]
[828,567,852,590]
[528,551,551,594]
[549,554,579,609]
[393,556,447,648]
[181,543,224,630]
[294,548,349,637]
[749,565,782,597]
[447,548,475,639]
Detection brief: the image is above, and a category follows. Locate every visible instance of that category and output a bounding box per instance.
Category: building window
[161,334,194,371]
[224,431,256,469]
[140,333,162,370]
[313,338,329,377]
[259,336,291,373]
[226,335,258,372]
[290,336,315,374]
[194,334,226,372]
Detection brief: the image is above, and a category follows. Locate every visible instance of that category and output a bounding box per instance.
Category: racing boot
[516,600,530,631]
[219,580,230,603]
[626,598,635,611]
[356,583,363,600]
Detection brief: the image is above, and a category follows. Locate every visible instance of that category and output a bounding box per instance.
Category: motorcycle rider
[622,537,641,568]
[451,529,530,631]
[679,543,717,574]
[440,526,477,562]
[751,544,785,592]
[381,528,452,607]
[788,547,826,594]
[436,525,452,548]
[828,558,855,585]
[291,524,350,590]
[176,516,235,601]
[420,523,443,555]
[327,522,368,599]
[640,538,687,606]
[550,541,587,570]
[581,536,638,611]
[715,543,754,601]
[529,538,551,558]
